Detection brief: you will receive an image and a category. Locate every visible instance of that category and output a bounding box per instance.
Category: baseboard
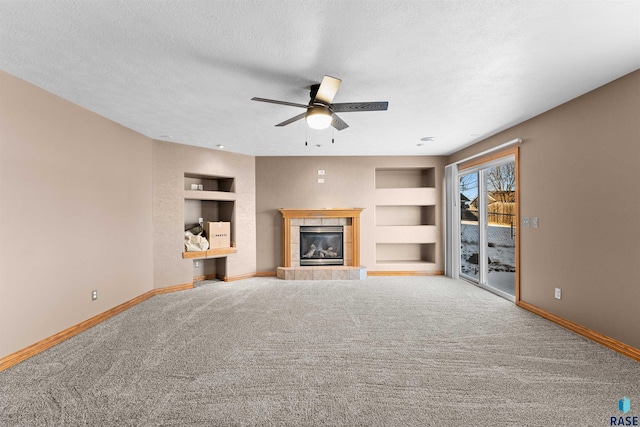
[0,283,194,372]
[517,301,640,362]
[217,272,259,282]
[154,282,194,295]
[255,271,277,277]
[193,274,217,282]
[367,270,445,276]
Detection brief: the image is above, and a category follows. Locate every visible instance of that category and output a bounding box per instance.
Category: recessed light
[416,143,424,147]
[420,136,435,142]
[159,135,172,139]
[216,144,224,149]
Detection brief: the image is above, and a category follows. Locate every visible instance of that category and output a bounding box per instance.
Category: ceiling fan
[251,76,388,131]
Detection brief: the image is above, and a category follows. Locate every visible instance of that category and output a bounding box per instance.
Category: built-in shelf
[376,205,436,226]
[183,190,236,201]
[373,166,438,271]
[183,173,236,283]
[375,167,435,189]
[184,173,234,192]
[375,226,437,243]
[182,247,237,259]
[376,243,436,264]
[374,188,437,206]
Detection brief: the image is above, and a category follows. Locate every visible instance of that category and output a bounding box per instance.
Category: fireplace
[299,226,344,266]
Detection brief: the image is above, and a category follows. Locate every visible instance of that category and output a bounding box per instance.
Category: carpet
[1,276,638,426]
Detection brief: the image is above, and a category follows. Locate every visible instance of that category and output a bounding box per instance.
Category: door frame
[447,147,520,303]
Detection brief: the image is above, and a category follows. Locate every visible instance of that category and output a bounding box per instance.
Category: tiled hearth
[276,266,367,280]
[278,208,366,280]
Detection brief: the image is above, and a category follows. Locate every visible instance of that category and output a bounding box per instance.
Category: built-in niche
[375,167,435,189]
[376,243,436,264]
[373,166,438,271]
[182,173,237,280]
[376,205,436,226]
[184,173,235,192]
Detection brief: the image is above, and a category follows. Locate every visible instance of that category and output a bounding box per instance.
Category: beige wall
[2,66,636,360]
[448,70,640,349]
[152,141,256,287]
[0,72,154,358]
[256,156,446,273]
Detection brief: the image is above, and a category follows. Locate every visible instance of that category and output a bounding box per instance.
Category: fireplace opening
[300,226,344,266]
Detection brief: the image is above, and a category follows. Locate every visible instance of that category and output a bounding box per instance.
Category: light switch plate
[523,217,530,227]
[318,170,325,175]
[317,178,325,184]
[533,217,539,228]
[555,288,561,299]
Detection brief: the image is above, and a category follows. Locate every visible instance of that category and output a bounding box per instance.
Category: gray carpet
[1,276,638,426]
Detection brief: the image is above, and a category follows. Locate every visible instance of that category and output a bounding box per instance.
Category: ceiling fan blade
[331,113,349,131]
[251,97,308,109]
[314,76,342,104]
[275,112,306,127]
[330,101,389,112]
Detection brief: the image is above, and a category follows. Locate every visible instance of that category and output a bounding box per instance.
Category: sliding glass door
[459,172,480,281]
[485,162,517,297]
[458,155,517,301]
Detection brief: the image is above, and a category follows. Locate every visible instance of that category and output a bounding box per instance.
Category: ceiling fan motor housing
[309,84,321,102]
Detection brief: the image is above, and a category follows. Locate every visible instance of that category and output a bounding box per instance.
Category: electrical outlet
[533,217,539,228]
[92,290,98,301]
[194,261,200,267]
[318,170,325,175]
[198,217,203,226]
[317,178,325,184]
[522,217,530,227]
[554,288,561,300]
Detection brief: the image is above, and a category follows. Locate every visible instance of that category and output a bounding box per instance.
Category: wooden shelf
[182,247,237,259]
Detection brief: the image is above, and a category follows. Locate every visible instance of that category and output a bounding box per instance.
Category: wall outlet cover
[555,288,561,299]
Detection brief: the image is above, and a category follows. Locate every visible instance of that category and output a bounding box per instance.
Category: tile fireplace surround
[277,208,366,280]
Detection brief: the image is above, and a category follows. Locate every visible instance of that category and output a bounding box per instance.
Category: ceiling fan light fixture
[305,105,332,130]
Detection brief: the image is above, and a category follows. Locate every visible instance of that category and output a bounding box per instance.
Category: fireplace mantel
[279,208,363,268]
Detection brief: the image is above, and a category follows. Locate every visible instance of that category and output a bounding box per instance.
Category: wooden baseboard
[0,283,194,372]
[255,271,277,277]
[154,282,194,295]
[517,301,640,362]
[367,270,445,277]
[217,272,259,282]
[195,272,275,282]
[193,274,218,283]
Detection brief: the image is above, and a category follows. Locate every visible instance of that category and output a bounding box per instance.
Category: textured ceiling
[1,0,639,156]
